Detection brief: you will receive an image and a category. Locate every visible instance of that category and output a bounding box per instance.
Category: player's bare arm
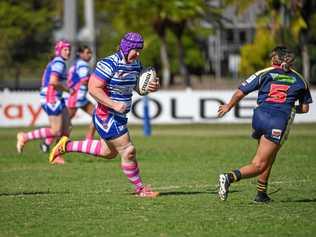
[218,89,245,117]
[88,74,127,113]
[295,103,309,114]
[50,74,70,92]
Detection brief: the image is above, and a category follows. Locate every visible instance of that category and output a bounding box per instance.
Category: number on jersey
[266,84,289,103]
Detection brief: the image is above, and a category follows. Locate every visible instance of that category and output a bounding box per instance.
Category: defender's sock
[121,162,143,192]
[66,140,102,156]
[227,169,242,183]
[257,180,268,194]
[25,128,54,141]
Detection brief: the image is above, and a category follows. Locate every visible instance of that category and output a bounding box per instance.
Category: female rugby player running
[40,45,96,153]
[66,45,96,139]
[49,32,160,197]
[217,46,312,203]
[17,40,71,164]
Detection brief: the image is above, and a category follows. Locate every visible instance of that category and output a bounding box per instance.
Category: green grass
[0,124,316,237]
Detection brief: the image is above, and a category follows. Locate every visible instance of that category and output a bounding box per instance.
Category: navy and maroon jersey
[239,66,313,116]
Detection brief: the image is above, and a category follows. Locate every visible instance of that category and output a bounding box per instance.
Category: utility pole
[78,0,96,65]
[54,0,96,64]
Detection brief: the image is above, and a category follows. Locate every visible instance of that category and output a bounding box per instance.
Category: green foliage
[95,0,211,75]
[1,124,316,236]
[239,29,276,76]
[238,0,316,79]
[0,1,56,68]
[310,14,316,40]
[183,36,205,72]
[168,32,205,74]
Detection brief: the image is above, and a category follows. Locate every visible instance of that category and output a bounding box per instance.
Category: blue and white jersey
[40,56,67,104]
[67,58,91,89]
[93,51,142,119]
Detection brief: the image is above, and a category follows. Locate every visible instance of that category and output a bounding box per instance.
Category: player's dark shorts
[252,106,295,144]
[93,112,128,140]
[41,99,66,116]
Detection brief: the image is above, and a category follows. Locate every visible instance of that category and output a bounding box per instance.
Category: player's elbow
[88,77,97,95]
[88,81,94,94]
[301,104,309,113]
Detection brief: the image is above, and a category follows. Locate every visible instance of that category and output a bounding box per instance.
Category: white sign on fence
[0,90,315,127]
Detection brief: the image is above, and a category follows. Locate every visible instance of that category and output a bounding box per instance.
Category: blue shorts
[93,112,128,140]
[41,99,66,116]
[252,106,295,144]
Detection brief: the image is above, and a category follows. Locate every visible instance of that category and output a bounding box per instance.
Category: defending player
[217,46,313,202]
[49,32,160,197]
[16,40,71,163]
[40,45,96,153]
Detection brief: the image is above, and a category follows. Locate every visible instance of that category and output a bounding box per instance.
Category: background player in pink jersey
[17,40,72,164]
[49,32,160,197]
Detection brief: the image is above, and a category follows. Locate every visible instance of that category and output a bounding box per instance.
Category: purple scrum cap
[120,32,144,56]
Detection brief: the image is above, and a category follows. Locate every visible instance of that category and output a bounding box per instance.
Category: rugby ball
[135,67,157,95]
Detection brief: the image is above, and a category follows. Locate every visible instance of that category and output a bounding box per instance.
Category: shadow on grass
[269,188,281,195]
[158,189,241,196]
[159,191,208,196]
[0,191,69,197]
[280,198,316,203]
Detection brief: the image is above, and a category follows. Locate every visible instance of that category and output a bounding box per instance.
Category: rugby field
[0,124,315,236]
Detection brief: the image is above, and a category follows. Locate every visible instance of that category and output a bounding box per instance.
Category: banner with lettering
[0,90,315,127]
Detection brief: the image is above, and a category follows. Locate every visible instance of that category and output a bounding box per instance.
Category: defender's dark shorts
[252,106,295,144]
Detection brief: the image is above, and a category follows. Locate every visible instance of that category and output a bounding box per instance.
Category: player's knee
[125,145,136,161]
[51,128,62,137]
[103,149,118,160]
[252,159,268,174]
[119,143,136,162]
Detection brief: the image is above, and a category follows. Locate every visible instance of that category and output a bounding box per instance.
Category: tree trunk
[177,36,190,87]
[302,44,310,82]
[159,35,171,87]
[154,19,171,88]
[170,20,190,87]
[300,27,310,82]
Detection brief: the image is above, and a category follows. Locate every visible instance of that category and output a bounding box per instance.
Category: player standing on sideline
[217,46,313,203]
[16,40,71,164]
[40,45,96,153]
[49,32,160,197]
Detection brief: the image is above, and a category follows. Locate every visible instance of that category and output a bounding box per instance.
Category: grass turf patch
[0,124,315,236]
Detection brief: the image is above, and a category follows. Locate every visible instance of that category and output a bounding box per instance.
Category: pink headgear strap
[55,40,71,56]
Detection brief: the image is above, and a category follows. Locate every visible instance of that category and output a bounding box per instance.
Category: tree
[95,0,213,87]
[230,0,316,82]
[0,0,57,88]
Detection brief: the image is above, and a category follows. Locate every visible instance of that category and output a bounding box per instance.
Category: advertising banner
[0,90,315,127]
